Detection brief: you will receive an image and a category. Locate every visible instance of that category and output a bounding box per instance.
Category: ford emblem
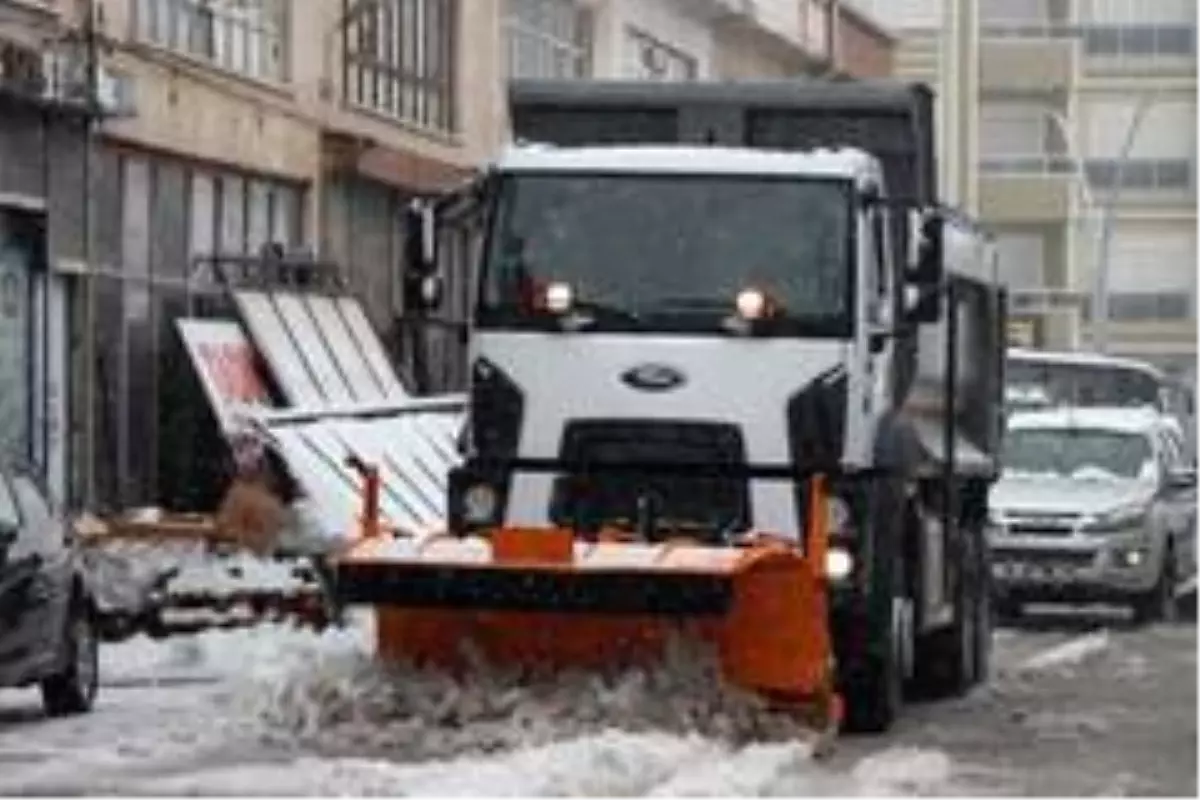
[621,363,687,392]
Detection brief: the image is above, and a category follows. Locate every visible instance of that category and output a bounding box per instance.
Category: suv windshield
[1003,427,1154,482]
[1007,361,1162,410]
[479,172,853,335]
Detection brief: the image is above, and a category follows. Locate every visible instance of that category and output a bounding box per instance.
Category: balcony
[979,29,1078,93]
[979,154,1076,223]
[888,25,1079,89]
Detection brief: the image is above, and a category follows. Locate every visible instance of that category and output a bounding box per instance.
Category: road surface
[0,609,1194,796]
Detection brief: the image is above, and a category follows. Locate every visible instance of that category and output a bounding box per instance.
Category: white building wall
[598,0,715,79]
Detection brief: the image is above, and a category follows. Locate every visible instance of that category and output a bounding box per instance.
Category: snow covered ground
[0,608,1194,796]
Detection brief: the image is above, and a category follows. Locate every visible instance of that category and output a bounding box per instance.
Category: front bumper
[988,529,1162,603]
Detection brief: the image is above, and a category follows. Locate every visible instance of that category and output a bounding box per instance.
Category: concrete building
[0,0,894,512]
[504,0,894,83]
[854,0,1197,381]
[0,0,508,510]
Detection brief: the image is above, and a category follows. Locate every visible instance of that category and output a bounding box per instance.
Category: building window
[623,27,697,81]
[1082,25,1196,57]
[1108,293,1193,321]
[134,0,289,82]
[505,0,592,79]
[190,169,305,263]
[1084,159,1194,190]
[344,0,458,133]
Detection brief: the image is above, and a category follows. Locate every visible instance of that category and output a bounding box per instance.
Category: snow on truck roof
[495,144,883,184]
[1007,406,1168,436]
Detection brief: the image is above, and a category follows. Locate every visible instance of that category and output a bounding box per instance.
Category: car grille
[998,548,1096,568]
[548,420,749,541]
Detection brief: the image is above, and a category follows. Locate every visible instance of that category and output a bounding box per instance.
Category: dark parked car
[0,462,99,715]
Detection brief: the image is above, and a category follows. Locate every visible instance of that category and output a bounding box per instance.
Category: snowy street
[0,610,1194,797]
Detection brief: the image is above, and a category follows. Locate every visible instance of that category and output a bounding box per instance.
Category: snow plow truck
[332,78,1008,735]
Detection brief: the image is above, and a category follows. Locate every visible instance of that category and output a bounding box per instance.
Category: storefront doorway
[0,210,33,464]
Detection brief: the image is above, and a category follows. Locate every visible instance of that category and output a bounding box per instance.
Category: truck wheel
[1132,547,1177,626]
[841,596,904,735]
[914,525,984,697]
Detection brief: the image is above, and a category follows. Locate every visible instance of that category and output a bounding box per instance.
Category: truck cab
[405,79,1007,733]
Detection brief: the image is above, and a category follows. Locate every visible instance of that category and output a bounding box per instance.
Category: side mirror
[1167,467,1197,490]
[907,207,945,287]
[901,283,942,325]
[402,200,442,313]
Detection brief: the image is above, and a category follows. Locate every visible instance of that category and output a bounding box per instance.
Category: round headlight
[463,483,498,524]
[545,282,574,314]
[826,496,852,533]
[825,548,854,581]
[735,287,766,320]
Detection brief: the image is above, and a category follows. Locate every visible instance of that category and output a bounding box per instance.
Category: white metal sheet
[233,291,324,406]
[336,296,409,399]
[273,291,356,405]
[176,318,275,432]
[333,420,441,528]
[268,426,363,543]
[291,421,426,532]
[306,294,389,403]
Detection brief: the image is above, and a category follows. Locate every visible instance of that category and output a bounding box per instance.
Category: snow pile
[117,734,963,797]
[101,615,372,685]
[245,635,819,763]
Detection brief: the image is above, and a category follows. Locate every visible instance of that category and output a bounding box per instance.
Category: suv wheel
[1132,548,1178,626]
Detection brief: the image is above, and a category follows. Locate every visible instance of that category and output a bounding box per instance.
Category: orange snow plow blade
[333,475,839,726]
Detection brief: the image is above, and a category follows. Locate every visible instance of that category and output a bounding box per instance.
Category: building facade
[855,0,1197,383]
[504,0,894,83]
[0,0,895,513]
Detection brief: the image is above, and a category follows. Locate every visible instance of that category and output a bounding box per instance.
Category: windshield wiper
[557,300,640,332]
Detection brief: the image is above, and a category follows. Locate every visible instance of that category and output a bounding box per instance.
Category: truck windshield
[479,172,854,336]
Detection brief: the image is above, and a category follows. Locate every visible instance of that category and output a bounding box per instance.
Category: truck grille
[548,420,749,541]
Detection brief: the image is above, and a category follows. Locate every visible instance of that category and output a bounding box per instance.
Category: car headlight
[1085,504,1148,533]
[825,547,854,581]
[463,483,498,525]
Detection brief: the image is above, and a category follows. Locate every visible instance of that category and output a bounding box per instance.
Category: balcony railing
[978,21,1197,58]
[980,155,1195,191]
[979,154,1078,175]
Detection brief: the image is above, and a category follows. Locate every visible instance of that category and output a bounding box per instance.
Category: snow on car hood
[990,475,1155,518]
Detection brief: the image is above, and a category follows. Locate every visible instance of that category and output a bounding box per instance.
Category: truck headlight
[463,483,499,525]
[826,547,854,581]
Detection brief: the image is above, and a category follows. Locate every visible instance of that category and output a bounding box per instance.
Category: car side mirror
[1167,467,1197,490]
[907,207,945,287]
[402,200,442,313]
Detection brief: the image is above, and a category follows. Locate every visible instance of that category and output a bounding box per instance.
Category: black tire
[913,524,984,698]
[1132,548,1178,626]
[41,597,99,717]
[994,597,1023,624]
[840,598,904,734]
[841,482,907,735]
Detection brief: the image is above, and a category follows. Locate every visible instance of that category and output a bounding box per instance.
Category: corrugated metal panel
[336,296,410,398]
[305,294,389,402]
[262,407,464,540]
[272,291,356,404]
[233,290,325,405]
